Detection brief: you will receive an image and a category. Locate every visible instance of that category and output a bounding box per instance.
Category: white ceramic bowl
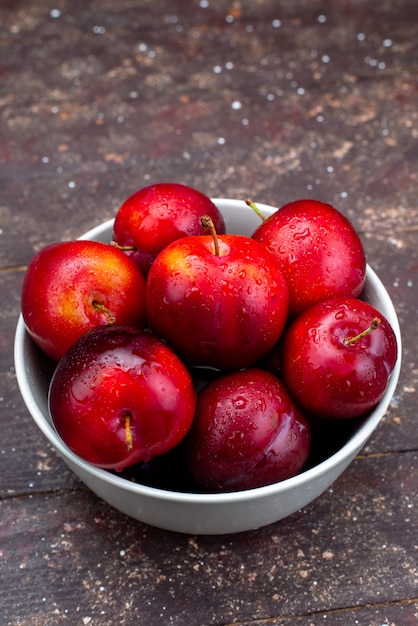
[14,199,402,534]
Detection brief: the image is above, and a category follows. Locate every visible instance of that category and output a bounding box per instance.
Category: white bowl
[14,199,402,534]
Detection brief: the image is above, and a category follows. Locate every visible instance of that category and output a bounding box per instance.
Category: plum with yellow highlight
[145,216,289,370]
[21,240,146,361]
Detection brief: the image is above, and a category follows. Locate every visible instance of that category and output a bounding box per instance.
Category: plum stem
[343,317,381,346]
[201,215,220,256]
[245,198,267,222]
[92,301,116,325]
[124,412,133,452]
[111,240,136,252]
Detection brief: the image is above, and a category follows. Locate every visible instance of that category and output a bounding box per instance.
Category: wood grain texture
[1,1,417,624]
[1,453,417,625]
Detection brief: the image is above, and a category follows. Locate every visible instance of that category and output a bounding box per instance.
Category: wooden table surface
[1,1,417,624]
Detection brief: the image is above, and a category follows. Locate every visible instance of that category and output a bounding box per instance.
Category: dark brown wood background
[1,1,417,624]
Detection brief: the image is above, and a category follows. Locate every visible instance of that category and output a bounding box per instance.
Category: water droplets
[293,227,311,241]
[308,327,321,344]
[233,395,248,410]
[92,25,106,35]
[185,286,199,299]
[334,309,348,321]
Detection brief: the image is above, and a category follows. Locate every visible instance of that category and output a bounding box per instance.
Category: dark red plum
[252,199,366,318]
[49,325,197,471]
[280,297,398,419]
[185,368,311,491]
[113,182,225,276]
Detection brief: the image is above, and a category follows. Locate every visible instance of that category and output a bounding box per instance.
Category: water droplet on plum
[293,227,311,241]
[233,395,248,410]
[334,309,347,320]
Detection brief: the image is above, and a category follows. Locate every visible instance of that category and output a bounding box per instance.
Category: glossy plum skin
[145,234,289,370]
[49,326,197,471]
[113,182,226,276]
[280,297,398,419]
[252,199,366,318]
[185,368,311,492]
[22,240,146,361]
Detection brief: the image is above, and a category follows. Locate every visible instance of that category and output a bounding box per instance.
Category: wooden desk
[1,1,417,624]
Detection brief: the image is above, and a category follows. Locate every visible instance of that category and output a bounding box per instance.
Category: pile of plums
[21,183,398,492]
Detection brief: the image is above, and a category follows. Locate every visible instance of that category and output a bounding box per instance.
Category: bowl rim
[14,198,402,505]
